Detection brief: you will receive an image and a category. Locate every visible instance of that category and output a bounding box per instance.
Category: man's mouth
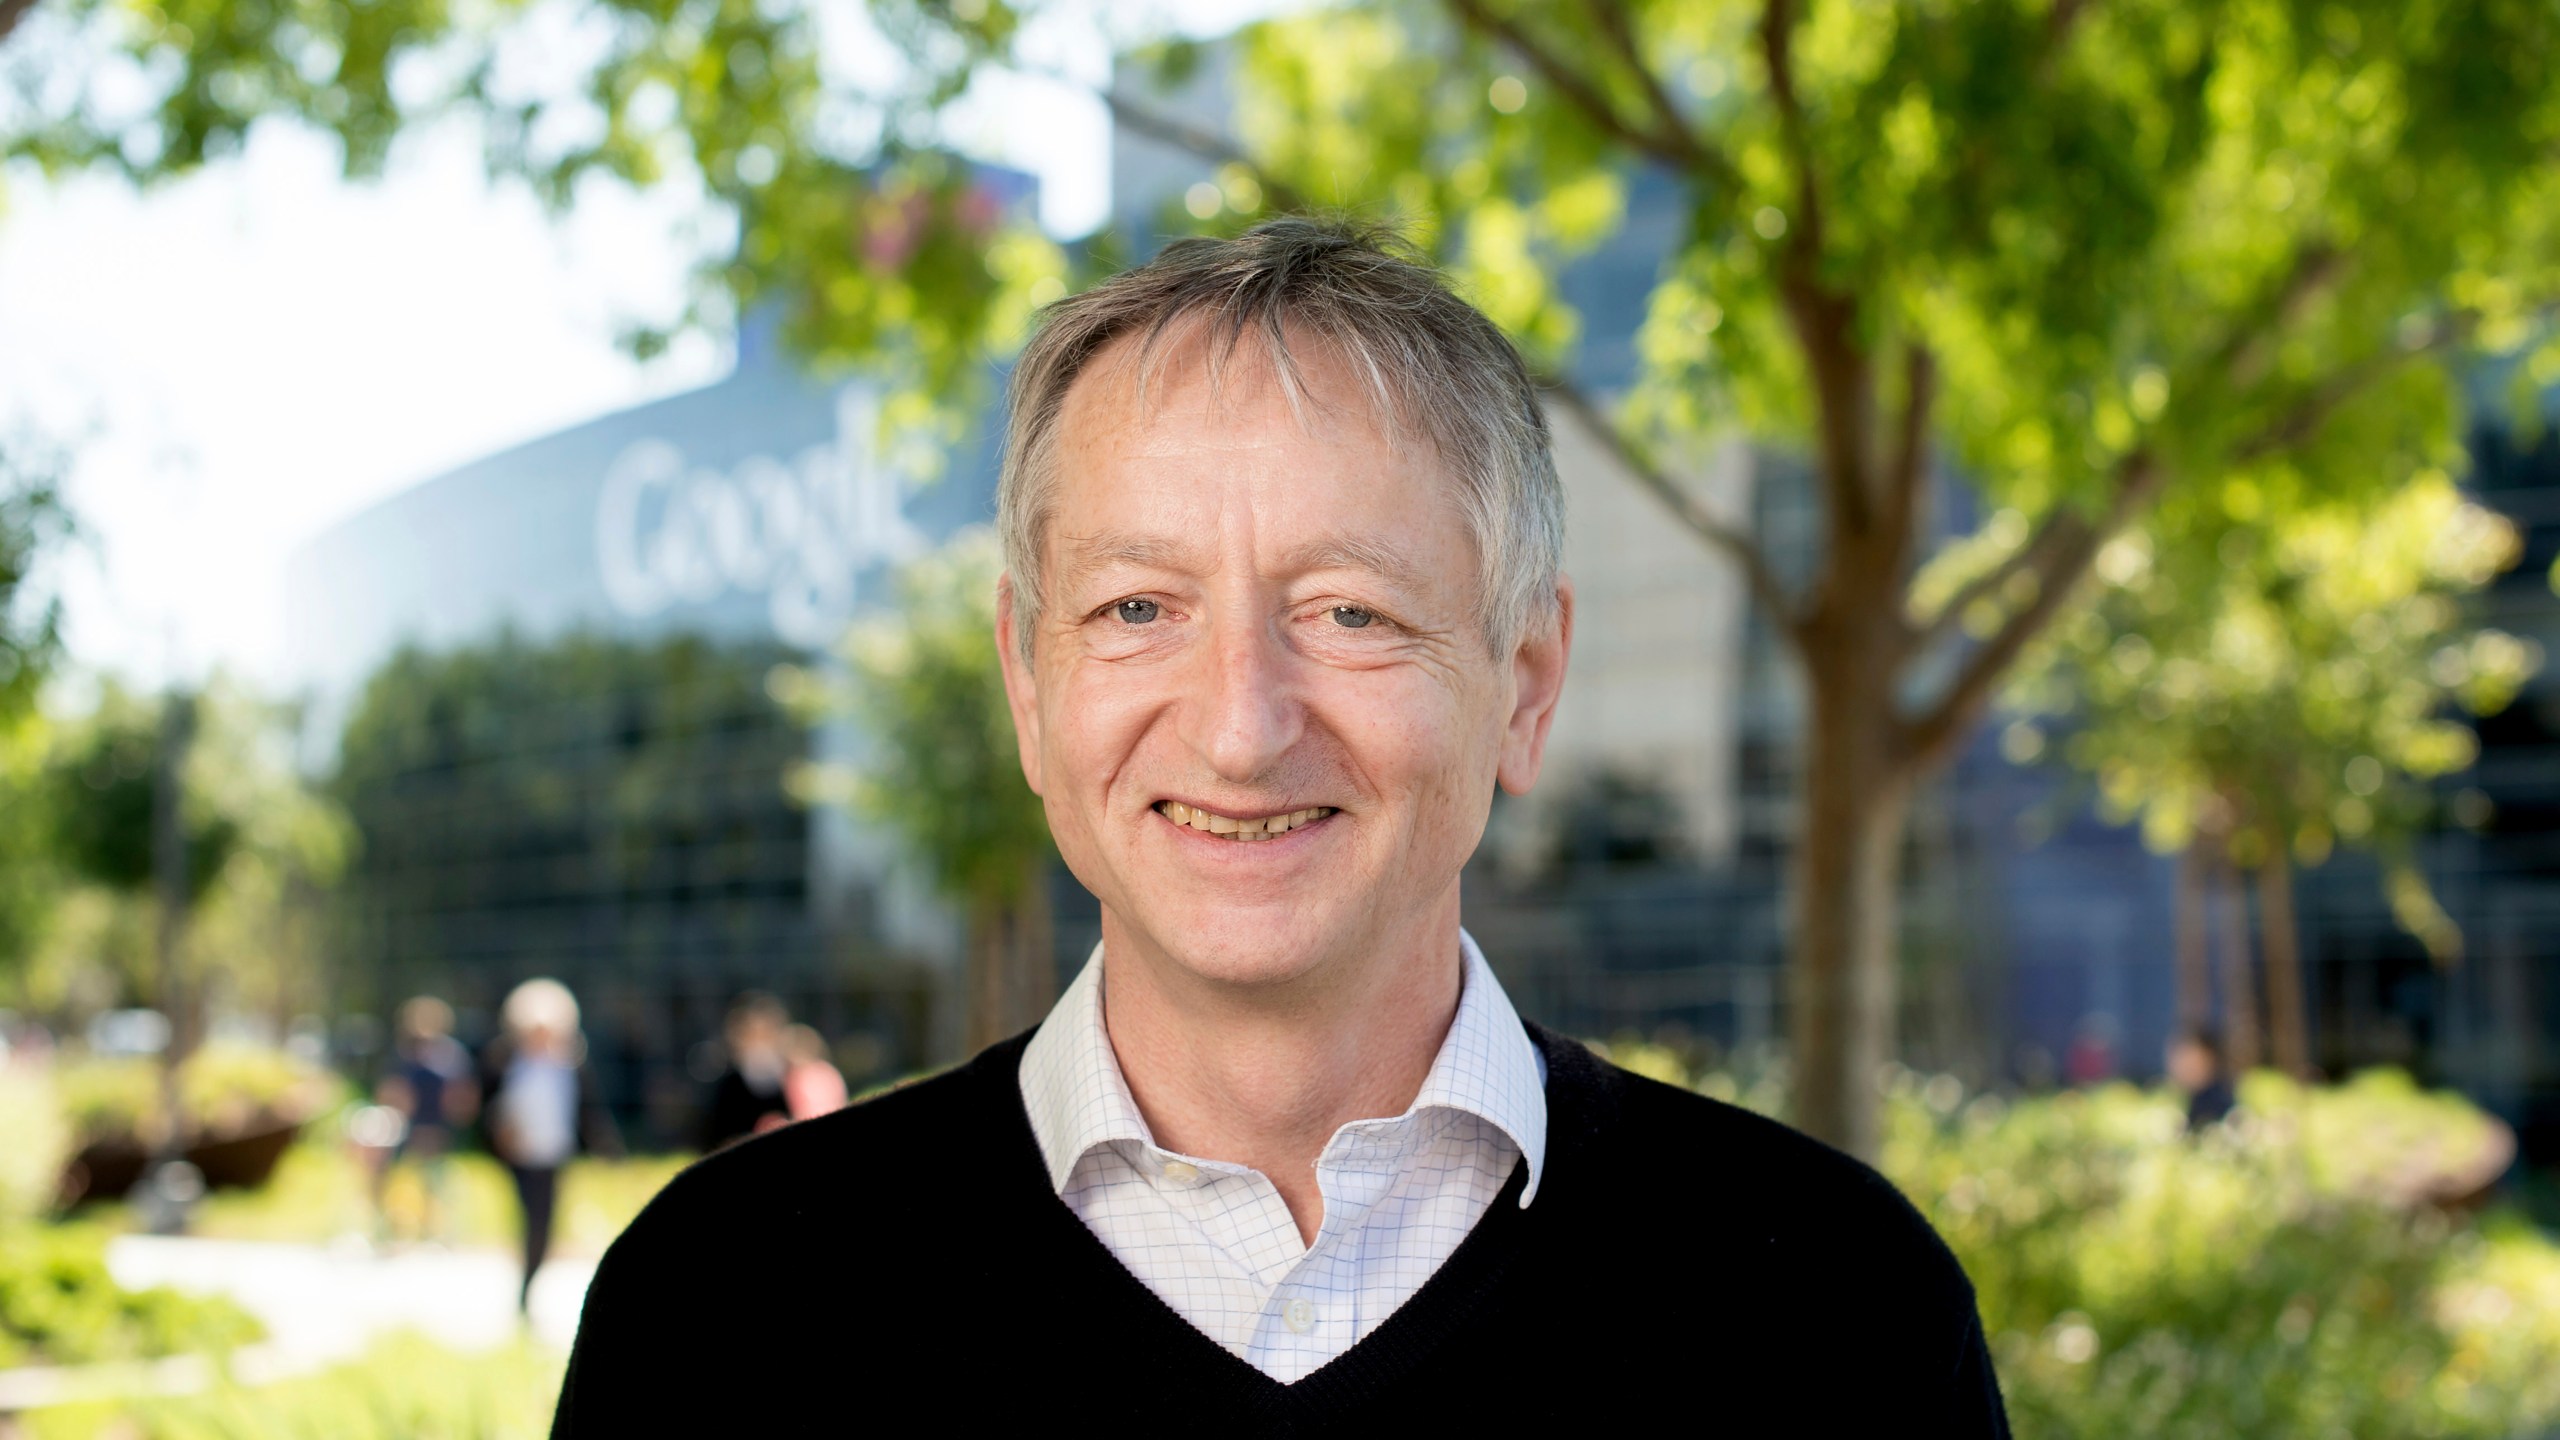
[1154,801,1336,841]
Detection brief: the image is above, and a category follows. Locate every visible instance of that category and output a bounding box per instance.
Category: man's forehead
[1063,313,1414,445]
[1052,527,1437,594]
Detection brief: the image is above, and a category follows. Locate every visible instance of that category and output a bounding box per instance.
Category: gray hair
[996,217,1564,657]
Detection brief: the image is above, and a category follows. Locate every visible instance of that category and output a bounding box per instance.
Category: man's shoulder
[1543,1034,1971,1296]
[613,1043,1029,1256]
[556,1043,1051,1433]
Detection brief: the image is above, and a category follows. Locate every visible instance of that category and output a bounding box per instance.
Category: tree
[0,440,69,728]
[17,0,2560,1155]
[779,530,1057,1051]
[0,439,74,970]
[23,678,349,1171]
[2004,468,2534,1076]
[36,680,351,1010]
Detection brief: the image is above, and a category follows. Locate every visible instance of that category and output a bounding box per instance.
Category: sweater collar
[1017,929,1550,1207]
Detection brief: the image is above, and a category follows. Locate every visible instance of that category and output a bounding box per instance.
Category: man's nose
[1186,614,1304,784]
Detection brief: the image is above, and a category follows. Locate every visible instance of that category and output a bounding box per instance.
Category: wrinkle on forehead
[1086,309,1435,465]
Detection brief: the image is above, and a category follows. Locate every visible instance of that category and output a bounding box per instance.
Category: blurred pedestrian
[2065,1013,2119,1087]
[782,1024,847,1122]
[697,992,791,1152]
[484,978,616,1314]
[369,995,478,1244]
[2168,1028,2236,1131]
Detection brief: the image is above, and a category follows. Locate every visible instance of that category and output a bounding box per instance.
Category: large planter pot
[59,1137,148,1208]
[186,1118,301,1191]
[59,1116,306,1207]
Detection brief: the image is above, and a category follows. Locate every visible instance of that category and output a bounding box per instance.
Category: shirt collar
[1018,944,1150,1196]
[1017,929,1550,1207]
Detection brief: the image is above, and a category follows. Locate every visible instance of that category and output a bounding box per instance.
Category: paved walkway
[0,1237,592,1412]
[109,1235,595,1359]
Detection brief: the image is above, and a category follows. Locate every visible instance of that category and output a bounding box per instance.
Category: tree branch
[1913,243,2363,656]
[1756,0,1874,546]
[1543,374,1799,631]
[2217,241,2349,389]
[2045,0,2096,50]
[0,0,34,46]
[2229,313,2471,464]
[1900,451,2164,770]
[1759,0,1827,256]
[1447,0,1737,185]
[1590,0,1721,178]
[1880,344,1936,547]
[1911,500,2076,656]
[1098,88,1314,213]
[1900,293,2505,764]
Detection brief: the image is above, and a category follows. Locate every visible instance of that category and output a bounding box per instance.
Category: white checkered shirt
[1018,931,1547,1383]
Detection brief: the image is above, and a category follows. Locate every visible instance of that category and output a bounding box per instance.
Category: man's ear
[994,573,1045,796]
[1496,575,1573,797]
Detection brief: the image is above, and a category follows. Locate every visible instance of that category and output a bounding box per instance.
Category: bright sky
[0,2,1282,692]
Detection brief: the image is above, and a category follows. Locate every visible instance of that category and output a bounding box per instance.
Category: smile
[1155,801,1336,841]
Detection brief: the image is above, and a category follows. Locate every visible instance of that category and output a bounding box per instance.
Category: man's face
[999,327,1571,992]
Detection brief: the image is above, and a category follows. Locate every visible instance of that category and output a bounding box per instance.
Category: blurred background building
[282,181,1030,1141]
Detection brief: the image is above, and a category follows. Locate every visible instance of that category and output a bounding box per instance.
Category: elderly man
[553,220,2007,1433]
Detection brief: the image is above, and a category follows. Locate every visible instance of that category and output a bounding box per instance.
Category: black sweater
[554,1026,2010,1435]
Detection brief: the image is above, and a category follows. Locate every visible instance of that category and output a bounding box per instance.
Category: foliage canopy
[781,527,1052,915]
[9,680,351,1022]
[2005,467,2537,956]
[17,0,2560,1151]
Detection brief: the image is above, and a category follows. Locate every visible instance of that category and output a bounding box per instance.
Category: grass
[24,1333,565,1440]
[98,1138,689,1260]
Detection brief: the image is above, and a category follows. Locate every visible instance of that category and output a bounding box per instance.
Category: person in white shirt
[487,977,589,1315]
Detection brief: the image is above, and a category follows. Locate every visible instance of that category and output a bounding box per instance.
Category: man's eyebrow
[1279,535,1433,594]
[1051,531,1210,591]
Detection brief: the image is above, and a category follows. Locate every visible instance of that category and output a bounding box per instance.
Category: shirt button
[1159,1161,1199,1185]
[1284,1299,1315,1334]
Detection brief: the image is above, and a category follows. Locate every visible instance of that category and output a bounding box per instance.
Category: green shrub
[176,1043,342,1137]
[55,1042,343,1148]
[54,1058,159,1146]
[1609,1041,2560,1438]
[0,1222,260,1369]
[25,1333,563,1440]
[1877,1073,2560,1439]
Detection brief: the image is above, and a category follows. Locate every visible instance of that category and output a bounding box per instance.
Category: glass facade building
[289,299,1016,1141]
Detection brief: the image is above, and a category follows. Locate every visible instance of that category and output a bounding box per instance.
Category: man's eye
[1330,606,1376,629]
[1113,598,1161,625]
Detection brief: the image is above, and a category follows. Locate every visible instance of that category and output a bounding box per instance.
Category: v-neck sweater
[551,1026,2010,1436]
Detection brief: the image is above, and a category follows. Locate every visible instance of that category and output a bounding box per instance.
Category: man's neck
[1097,895,1466,1245]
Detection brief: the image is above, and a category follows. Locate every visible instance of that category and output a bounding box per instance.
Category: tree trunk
[2213,850,2262,1073]
[2258,851,2310,1078]
[1789,651,1913,1162]
[153,696,196,1128]
[963,862,1058,1053]
[148,694,198,1234]
[2174,843,2211,1034]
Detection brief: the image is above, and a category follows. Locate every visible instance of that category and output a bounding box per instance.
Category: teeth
[1159,802,1334,839]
